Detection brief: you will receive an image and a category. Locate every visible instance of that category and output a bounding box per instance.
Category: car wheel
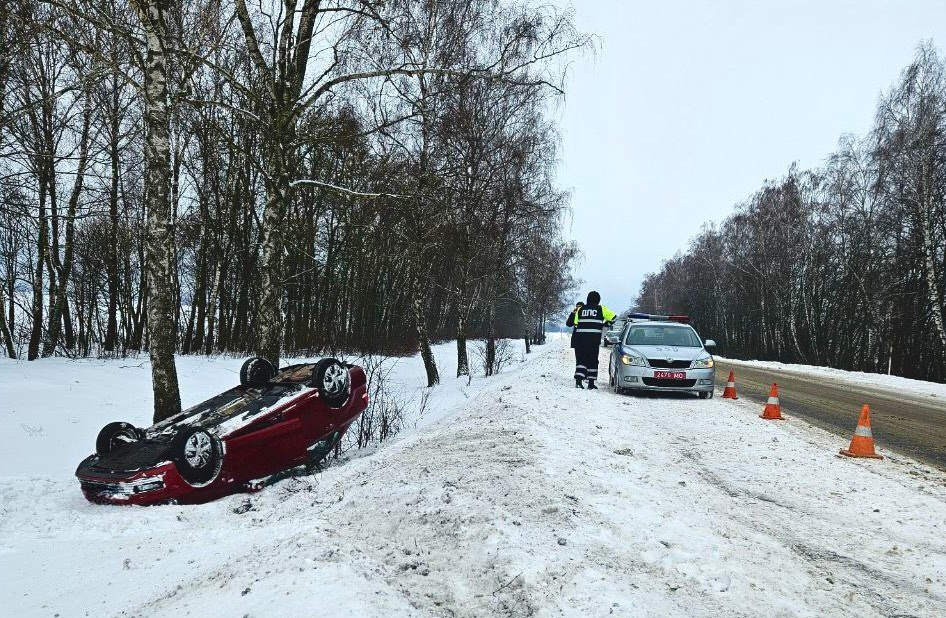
[95,421,143,456]
[311,358,351,409]
[698,391,713,399]
[240,357,276,387]
[171,426,222,485]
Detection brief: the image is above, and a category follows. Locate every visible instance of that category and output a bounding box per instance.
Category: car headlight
[691,358,714,369]
[620,353,646,366]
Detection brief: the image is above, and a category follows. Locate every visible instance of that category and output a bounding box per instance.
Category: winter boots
[575,378,598,390]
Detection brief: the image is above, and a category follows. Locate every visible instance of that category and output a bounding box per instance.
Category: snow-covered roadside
[718,356,946,401]
[0,338,557,478]
[2,341,946,617]
[0,339,559,615]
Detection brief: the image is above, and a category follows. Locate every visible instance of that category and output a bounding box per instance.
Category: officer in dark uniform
[568,291,617,389]
[565,301,583,374]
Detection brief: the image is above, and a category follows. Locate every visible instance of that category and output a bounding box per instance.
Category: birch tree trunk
[104,75,121,353]
[920,157,946,352]
[27,183,47,361]
[0,0,14,359]
[455,286,472,378]
[455,269,472,377]
[0,285,13,358]
[484,301,497,377]
[456,328,469,377]
[133,0,181,423]
[256,173,287,368]
[410,258,439,386]
[409,76,440,386]
[521,303,531,354]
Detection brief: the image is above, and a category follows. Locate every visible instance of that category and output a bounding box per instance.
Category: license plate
[654,371,685,380]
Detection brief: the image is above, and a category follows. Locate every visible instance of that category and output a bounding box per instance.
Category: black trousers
[573,335,600,381]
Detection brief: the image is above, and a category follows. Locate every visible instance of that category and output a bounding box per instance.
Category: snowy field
[2,341,946,617]
[718,356,946,401]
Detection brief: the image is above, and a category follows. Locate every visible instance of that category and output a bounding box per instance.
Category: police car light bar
[626,312,691,323]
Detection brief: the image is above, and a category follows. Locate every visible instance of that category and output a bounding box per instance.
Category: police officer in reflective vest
[569,290,617,389]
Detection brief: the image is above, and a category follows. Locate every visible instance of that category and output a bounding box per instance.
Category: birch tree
[129,0,181,421]
[875,42,946,354]
[636,44,946,382]
[1,0,585,393]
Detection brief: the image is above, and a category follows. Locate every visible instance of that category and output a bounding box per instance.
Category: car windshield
[625,324,701,347]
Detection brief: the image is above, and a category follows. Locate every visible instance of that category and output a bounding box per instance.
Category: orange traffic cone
[760,383,784,420]
[722,370,738,399]
[839,405,883,459]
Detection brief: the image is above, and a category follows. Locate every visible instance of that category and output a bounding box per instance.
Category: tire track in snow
[542,344,946,617]
[679,448,946,616]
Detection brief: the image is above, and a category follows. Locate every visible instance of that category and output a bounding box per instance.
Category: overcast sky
[556,0,946,312]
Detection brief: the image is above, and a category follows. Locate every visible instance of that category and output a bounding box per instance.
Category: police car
[606,313,717,398]
[601,318,626,347]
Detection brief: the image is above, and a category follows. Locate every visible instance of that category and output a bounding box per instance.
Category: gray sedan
[607,321,716,398]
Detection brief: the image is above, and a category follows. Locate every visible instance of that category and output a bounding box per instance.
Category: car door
[223,403,308,481]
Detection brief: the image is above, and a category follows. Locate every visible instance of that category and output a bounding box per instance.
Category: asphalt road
[713,361,946,471]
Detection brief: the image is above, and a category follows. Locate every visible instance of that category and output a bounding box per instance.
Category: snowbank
[0,339,554,478]
[718,356,946,400]
[2,341,945,617]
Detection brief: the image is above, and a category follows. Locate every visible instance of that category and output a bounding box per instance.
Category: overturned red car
[76,357,368,505]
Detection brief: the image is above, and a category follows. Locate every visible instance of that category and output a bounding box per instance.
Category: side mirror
[604,333,620,345]
[704,339,716,348]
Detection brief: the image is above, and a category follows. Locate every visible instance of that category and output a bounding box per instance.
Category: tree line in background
[637,43,946,383]
[0,0,585,419]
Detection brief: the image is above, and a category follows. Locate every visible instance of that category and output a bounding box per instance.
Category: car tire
[171,426,222,486]
[240,357,275,387]
[311,358,351,409]
[95,421,143,456]
[698,391,713,399]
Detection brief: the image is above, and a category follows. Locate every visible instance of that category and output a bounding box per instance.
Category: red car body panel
[76,364,368,505]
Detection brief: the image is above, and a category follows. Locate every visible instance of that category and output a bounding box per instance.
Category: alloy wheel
[184,431,212,468]
[323,363,349,396]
